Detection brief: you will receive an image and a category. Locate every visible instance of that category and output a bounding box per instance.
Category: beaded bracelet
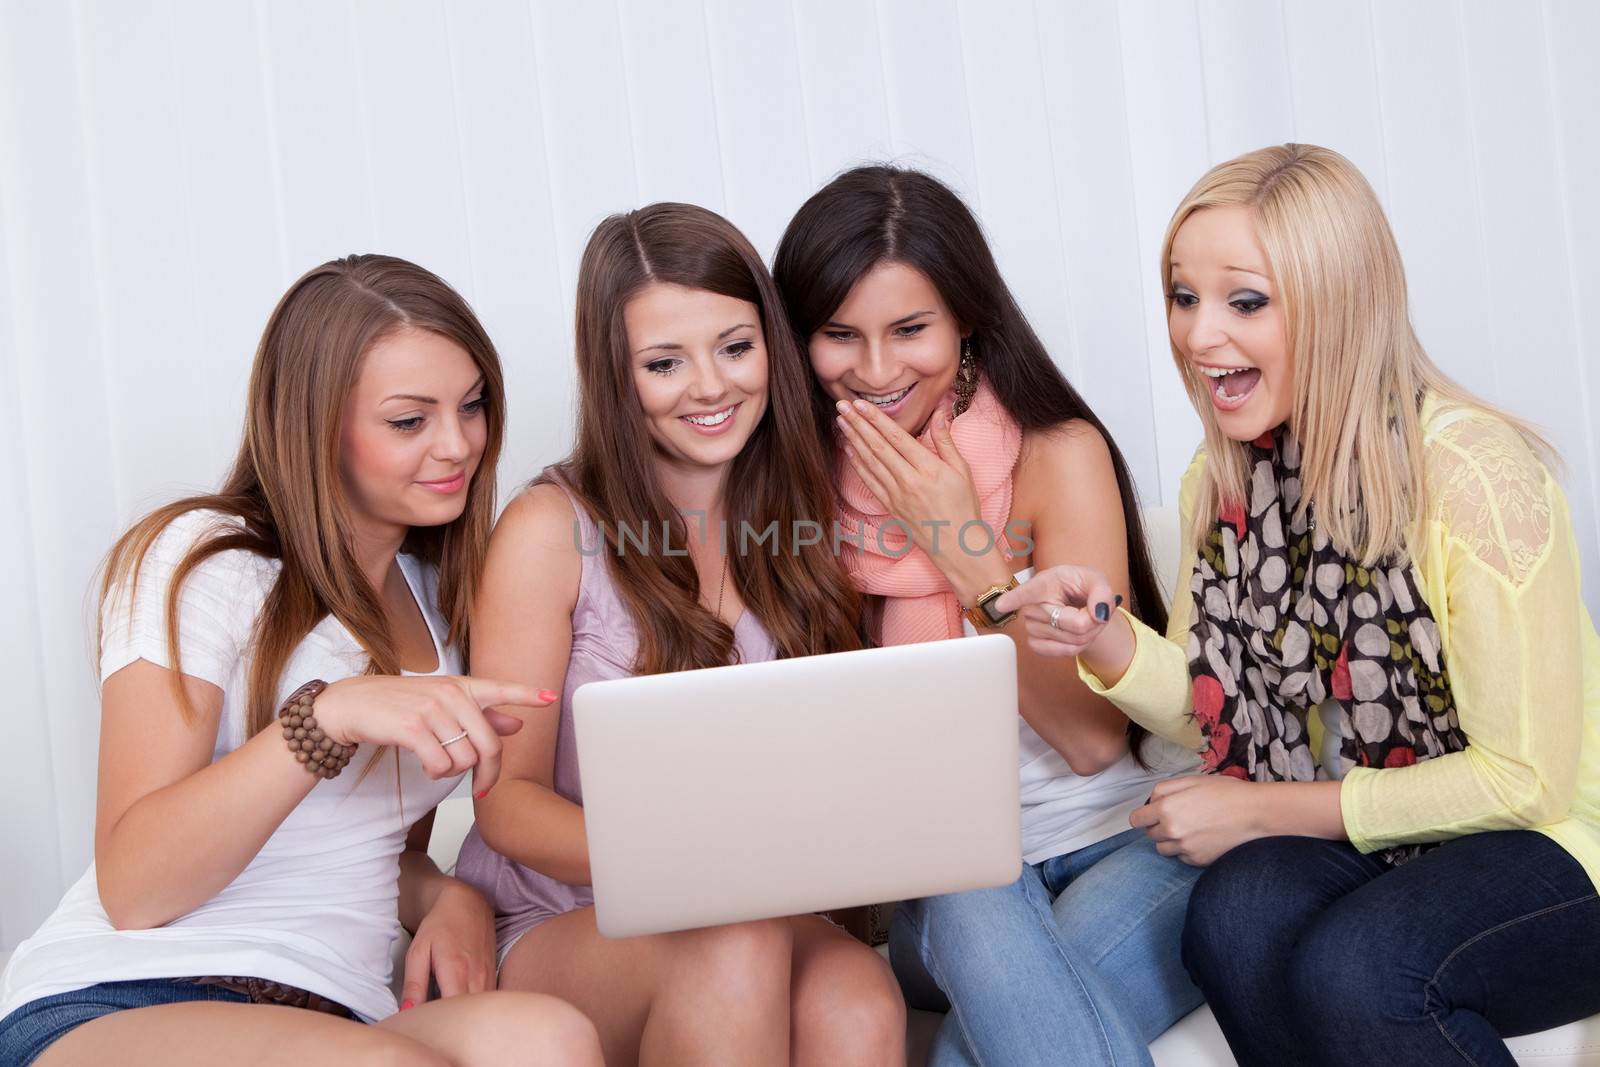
[277,679,357,779]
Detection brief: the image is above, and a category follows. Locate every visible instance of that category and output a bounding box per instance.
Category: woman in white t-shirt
[0,255,602,1067]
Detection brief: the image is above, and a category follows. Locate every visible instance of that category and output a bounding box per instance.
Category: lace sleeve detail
[1424,409,1555,586]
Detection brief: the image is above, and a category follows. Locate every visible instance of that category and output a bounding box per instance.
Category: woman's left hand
[1130,775,1270,867]
[399,880,497,1007]
[835,398,983,560]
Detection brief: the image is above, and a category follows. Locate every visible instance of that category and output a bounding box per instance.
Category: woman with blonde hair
[999,144,1600,1064]
[0,255,601,1066]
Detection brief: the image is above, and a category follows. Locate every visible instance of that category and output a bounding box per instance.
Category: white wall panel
[1195,0,1295,163]
[442,0,572,492]
[617,0,727,212]
[3,0,1597,949]
[791,0,894,183]
[0,141,61,952]
[876,0,980,206]
[352,0,475,293]
[1370,1,1497,402]
[169,0,288,449]
[258,0,379,270]
[1115,0,1210,496]
[958,0,1077,395]
[1,0,123,942]
[77,2,212,502]
[1035,0,1161,499]
[1281,2,1389,200]
[1544,0,1600,595]
[1459,2,1598,605]
[702,0,813,259]
[527,0,636,309]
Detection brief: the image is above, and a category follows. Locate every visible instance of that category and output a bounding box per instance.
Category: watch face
[981,595,1009,625]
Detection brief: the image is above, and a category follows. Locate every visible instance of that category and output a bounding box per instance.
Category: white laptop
[573,634,1021,938]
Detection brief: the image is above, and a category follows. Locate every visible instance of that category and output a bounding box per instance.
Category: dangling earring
[952,337,979,417]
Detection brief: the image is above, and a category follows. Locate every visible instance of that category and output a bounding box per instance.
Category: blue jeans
[891,827,1204,1067]
[0,978,253,1066]
[1183,831,1600,1066]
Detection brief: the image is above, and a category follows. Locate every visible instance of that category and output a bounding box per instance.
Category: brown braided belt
[181,976,356,1018]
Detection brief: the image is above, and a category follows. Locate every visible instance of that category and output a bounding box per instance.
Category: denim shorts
[0,978,253,1066]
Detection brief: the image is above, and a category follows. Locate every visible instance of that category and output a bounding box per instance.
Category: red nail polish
[473,790,489,800]
[537,689,557,703]
[401,999,414,1010]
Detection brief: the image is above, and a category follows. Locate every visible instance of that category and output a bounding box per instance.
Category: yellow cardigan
[1083,395,1600,889]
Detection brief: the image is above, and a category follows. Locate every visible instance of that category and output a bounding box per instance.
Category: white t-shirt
[0,510,463,1023]
[965,568,1199,864]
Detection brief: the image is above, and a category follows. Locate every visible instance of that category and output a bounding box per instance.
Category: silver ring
[439,730,469,747]
[1048,605,1062,629]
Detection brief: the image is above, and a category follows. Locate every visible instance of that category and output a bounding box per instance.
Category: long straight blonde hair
[1161,143,1547,565]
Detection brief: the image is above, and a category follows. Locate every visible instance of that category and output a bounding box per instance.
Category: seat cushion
[1145,1006,1600,1067]
[427,790,476,875]
[1149,1005,1234,1065]
[880,923,1600,1066]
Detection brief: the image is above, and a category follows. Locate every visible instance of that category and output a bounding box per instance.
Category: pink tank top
[454,472,777,947]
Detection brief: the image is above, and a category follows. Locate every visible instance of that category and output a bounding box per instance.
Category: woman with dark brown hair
[455,203,905,1066]
[0,255,601,1066]
[773,166,1203,1067]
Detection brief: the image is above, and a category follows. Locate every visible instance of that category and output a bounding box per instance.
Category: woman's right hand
[310,676,555,797]
[993,564,1126,662]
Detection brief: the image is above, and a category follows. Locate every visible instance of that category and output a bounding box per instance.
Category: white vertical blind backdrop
[1,0,1596,951]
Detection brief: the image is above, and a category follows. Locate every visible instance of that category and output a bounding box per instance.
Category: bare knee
[674,917,793,994]
[440,993,602,1066]
[794,944,906,1063]
[508,995,601,1066]
[349,1034,454,1067]
[702,916,794,961]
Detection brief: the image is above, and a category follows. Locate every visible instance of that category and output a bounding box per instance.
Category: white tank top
[963,568,1198,863]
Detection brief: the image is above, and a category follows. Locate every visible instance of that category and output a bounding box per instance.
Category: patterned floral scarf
[1187,429,1467,863]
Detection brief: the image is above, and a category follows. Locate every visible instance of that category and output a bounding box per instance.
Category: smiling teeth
[684,407,734,426]
[860,385,912,406]
[1200,366,1251,378]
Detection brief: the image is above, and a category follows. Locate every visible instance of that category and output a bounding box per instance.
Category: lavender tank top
[454,473,777,948]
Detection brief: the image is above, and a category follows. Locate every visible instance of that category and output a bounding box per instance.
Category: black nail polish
[1094,602,1110,622]
[1114,594,1123,608]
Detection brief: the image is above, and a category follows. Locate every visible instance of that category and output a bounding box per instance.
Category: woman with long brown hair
[0,255,601,1067]
[455,203,906,1066]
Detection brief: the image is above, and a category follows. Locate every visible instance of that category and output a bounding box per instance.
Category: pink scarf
[837,379,1022,645]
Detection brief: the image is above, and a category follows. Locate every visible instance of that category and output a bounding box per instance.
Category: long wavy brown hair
[550,203,863,672]
[101,254,506,733]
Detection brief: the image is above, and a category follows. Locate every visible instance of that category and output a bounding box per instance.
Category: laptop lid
[574,634,1021,938]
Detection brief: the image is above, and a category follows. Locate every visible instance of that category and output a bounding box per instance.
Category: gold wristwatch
[963,575,1020,630]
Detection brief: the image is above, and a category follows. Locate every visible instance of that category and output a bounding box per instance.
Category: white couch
[406,504,1600,1066]
[8,508,1582,1061]
[2,815,1588,1065]
[417,771,1600,1066]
